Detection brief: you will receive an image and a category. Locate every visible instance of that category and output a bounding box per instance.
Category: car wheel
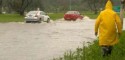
[26,21,30,23]
[64,18,69,21]
[47,18,50,23]
[64,19,67,21]
[73,19,76,21]
[38,18,42,23]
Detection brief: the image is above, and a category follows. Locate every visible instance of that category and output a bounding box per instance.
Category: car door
[39,12,44,21]
[40,11,49,21]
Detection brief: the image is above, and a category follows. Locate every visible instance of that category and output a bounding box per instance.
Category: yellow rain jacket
[95,0,122,46]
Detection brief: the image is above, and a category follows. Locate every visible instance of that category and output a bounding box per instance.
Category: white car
[25,11,50,23]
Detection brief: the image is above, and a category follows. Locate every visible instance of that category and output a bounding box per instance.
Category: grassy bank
[48,13,64,20]
[54,31,125,60]
[82,11,98,19]
[0,14,24,22]
[0,13,97,22]
[48,11,99,20]
[0,12,123,22]
[0,13,64,22]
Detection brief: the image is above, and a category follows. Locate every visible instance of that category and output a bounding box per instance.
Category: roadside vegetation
[0,12,97,22]
[48,13,64,20]
[82,11,99,19]
[0,14,24,22]
[0,13,64,22]
[53,31,125,60]
[0,12,124,22]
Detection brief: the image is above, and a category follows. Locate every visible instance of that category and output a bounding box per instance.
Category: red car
[64,11,83,21]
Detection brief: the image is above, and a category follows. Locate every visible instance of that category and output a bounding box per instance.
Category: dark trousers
[101,46,113,57]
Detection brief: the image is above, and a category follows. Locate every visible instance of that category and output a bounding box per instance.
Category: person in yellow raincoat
[95,0,122,57]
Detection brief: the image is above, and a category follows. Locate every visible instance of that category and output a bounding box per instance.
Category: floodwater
[0,18,104,60]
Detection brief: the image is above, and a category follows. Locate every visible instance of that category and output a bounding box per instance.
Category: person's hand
[95,32,98,36]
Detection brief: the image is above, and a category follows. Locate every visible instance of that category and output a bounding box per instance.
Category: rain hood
[95,0,122,46]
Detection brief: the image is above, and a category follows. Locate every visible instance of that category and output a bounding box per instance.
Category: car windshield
[27,11,38,15]
[66,11,74,14]
[66,11,80,14]
[40,11,46,15]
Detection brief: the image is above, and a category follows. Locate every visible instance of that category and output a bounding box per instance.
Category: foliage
[8,0,33,15]
[0,0,122,15]
[54,31,125,60]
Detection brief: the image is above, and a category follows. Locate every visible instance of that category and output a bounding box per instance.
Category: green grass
[0,11,123,22]
[48,13,64,20]
[48,12,98,20]
[82,11,125,19]
[84,13,98,19]
[54,31,125,60]
[0,13,64,22]
[82,11,99,19]
[0,14,24,22]
[0,11,100,22]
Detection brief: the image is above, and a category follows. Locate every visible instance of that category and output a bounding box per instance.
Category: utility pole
[120,0,125,28]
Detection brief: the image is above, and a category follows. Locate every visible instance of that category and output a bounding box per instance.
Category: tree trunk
[19,10,24,16]
[120,0,125,28]
[0,0,2,14]
[0,6,2,14]
[93,0,98,14]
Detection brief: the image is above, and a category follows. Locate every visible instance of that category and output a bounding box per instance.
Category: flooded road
[0,19,97,60]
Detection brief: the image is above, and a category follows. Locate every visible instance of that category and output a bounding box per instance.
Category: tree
[0,0,2,14]
[85,0,99,14]
[8,0,32,15]
[29,0,44,11]
[120,0,125,28]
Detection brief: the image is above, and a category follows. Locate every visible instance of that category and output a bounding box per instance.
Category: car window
[40,11,46,15]
[66,11,80,14]
[27,11,38,15]
[74,11,80,15]
[40,12,42,15]
[74,12,77,14]
[66,11,74,14]
[77,12,80,15]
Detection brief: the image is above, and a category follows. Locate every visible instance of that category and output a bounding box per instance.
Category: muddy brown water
[0,19,102,60]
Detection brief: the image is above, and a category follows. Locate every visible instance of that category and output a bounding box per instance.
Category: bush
[54,31,125,60]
